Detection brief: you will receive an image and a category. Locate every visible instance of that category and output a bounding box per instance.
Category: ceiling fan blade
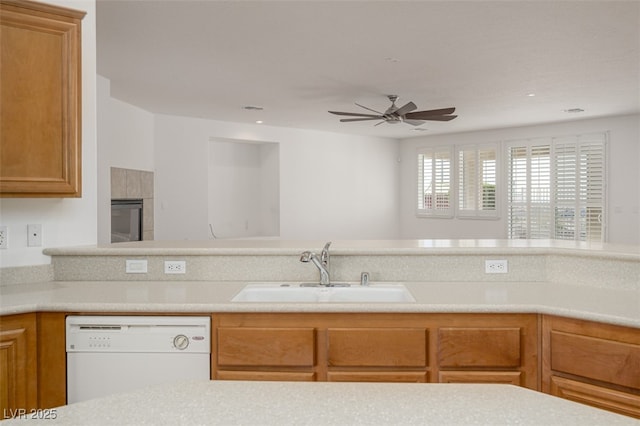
[340,117,384,122]
[417,114,458,122]
[329,111,382,118]
[394,102,417,117]
[424,115,457,121]
[405,107,456,119]
[403,119,425,126]
[355,103,384,115]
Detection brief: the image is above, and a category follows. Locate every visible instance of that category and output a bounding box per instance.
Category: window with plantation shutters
[506,133,606,242]
[457,144,498,218]
[417,147,453,217]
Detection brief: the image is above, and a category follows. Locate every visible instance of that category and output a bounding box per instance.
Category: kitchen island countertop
[2,380,638,425]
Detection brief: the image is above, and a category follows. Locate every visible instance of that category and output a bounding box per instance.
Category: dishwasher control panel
[66,316,210,353]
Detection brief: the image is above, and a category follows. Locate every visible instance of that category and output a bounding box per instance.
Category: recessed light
[255,120,263,124]
[527,93,536,97]
[242,105,263,111]
[563,108,585,113]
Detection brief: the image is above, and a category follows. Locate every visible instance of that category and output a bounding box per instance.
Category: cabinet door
[327,371,427,383]
[0,0,85,197]
[0,314,37,413]
[217,327,316,367]
[217,371,315,382]
[542,315,640,419]
[327,328,427,367]
[439,371,521,385]
[549,330,640,390]
[438,327,521,368]
[550,376,640,419]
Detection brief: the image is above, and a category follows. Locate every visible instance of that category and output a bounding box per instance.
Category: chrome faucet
[300,242,331,286]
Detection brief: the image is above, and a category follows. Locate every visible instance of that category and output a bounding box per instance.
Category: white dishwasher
[66,316,210,404]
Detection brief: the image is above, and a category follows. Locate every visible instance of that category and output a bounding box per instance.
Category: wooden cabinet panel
[0,314,37,413]
[327,328,427,367]
[550,330,640,390]
[550,376,640,419]
[328,371,427,383]
[439,371,522,386]
[542,315,640,419]
[217,327,315,367]
[36,313,66,408]
[217,371,315,382]
[438,327,521,368]
[0,0,85,197]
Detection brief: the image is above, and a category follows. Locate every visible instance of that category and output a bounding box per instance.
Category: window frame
[504,133,607,242]
[456,143,500,219]
[416,146,454,218]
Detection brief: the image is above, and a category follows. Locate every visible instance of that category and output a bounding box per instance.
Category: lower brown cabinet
[0,313,38,414]
[0,312,67,414]
[212,313,538,389]
[542,315,640,418]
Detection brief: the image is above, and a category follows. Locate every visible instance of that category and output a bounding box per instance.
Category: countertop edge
[2,301,637,329]
[41,240,640,261]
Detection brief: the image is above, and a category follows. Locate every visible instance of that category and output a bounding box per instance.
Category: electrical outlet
[164,260,186,274]
[485,259,508,274]
[126,259,148,274]
[0,226,7,249]
[27,224,42,247]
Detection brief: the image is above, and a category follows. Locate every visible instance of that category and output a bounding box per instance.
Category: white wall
[0,0,97,268]
[399,114,640,245]
[155,114,401,240]
[208,139,279,238]
[96,75,155,244]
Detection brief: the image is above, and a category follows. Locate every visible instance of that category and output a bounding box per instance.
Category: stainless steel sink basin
[231,283,415,303]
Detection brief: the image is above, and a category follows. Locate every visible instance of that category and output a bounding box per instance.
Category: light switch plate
[27,224,42,247]
[126,259,148,273]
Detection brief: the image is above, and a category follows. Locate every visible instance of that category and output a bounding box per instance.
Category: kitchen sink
[231,283,415,303]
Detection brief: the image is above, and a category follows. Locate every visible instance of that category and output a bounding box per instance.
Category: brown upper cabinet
[0,0,85,197]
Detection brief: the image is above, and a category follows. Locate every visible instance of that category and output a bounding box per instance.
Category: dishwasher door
[66,316,211,404]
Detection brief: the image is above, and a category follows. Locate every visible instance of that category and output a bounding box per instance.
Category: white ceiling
[96,0,640,139]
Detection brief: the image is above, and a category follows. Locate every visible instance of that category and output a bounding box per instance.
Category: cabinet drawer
[439,371,522,385]
[438,327,521,368]
[550,376,640,419]
[328,371,427,383]
[217,371,315,382]
[327,328,427,367]
[217,327,315,367]
[550,330,640,390]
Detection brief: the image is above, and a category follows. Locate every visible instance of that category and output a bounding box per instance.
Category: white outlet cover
[0,226,7,249]
[485,259,508,274]
[164,260,186,274]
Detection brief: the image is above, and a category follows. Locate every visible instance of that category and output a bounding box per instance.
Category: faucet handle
[321,241,331,266]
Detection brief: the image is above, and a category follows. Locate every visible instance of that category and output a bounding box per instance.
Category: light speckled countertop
[1,280,638,328]
[43,238,640,259]
[2,380,637,425]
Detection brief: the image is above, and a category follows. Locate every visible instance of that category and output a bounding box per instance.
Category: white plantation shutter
[529,144,552,238]
[457,144,498,218]
[506,133,606,242]
[417,147,453,217]
[553,135,606,242]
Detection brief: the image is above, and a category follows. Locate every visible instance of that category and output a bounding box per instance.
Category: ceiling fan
[328,95,457,127]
